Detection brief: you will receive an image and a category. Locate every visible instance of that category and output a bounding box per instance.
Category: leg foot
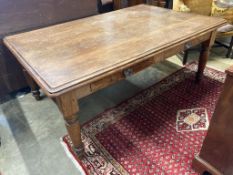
[74,143,85,157]
[23,69,41,101]
[65,114,83,157]
[32,90,41,101]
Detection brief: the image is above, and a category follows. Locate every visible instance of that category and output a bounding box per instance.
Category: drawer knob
[123,68,133,77]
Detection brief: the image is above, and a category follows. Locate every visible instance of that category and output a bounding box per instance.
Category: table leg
[196,31,217,82]
[56,92,84,157]
[23,69,41,100]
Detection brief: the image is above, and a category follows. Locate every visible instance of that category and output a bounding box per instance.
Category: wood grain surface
[4,5,226,96]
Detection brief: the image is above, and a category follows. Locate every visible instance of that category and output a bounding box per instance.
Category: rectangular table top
[4,5,226,96]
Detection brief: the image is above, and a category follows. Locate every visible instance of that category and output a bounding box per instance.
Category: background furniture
[216,31,233,58]
[128,0,146,6]
[173,0,213,15]
[149,0,173,8]
[192,65,233,174]
[109,0,171,11]
[165,0,173,8]
[113,0,145,10]
[150,0,166,7]
[173,0,233,64]
[0,0,98,99]
[98,0,114,13]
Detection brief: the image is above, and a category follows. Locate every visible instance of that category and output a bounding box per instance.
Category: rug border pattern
[61,63,226,175]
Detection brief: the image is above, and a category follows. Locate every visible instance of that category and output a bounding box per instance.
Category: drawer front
[164,32,211,58]
[90,75,113,92]
[122,58,154,78]
[184,33,211,50]
[90,58,155,93]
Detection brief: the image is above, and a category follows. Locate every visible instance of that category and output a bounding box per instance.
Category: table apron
[74,31,212,99]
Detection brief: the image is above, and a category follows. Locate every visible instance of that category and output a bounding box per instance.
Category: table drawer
[164,33,211,59]
[122,58,154,78]
[187,33,211,48]
[90,58,155,92]
[90,75,113,92]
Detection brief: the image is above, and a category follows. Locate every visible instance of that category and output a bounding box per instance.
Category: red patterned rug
[61,63,225,175]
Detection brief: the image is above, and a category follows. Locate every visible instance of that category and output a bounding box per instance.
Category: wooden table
[3,5,226,157]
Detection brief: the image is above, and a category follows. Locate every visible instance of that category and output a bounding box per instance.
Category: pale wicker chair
[173,0,233,63]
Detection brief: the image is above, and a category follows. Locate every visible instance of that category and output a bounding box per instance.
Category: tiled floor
[0,48,233,175]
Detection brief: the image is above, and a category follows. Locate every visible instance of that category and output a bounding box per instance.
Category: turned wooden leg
[196,42,209,82]
[196,31,217,82]
[56,92,84,157]
[183,50,189,65]
[23,69,41,100]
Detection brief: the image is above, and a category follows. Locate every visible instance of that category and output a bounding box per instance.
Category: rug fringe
[60,138,87,175]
